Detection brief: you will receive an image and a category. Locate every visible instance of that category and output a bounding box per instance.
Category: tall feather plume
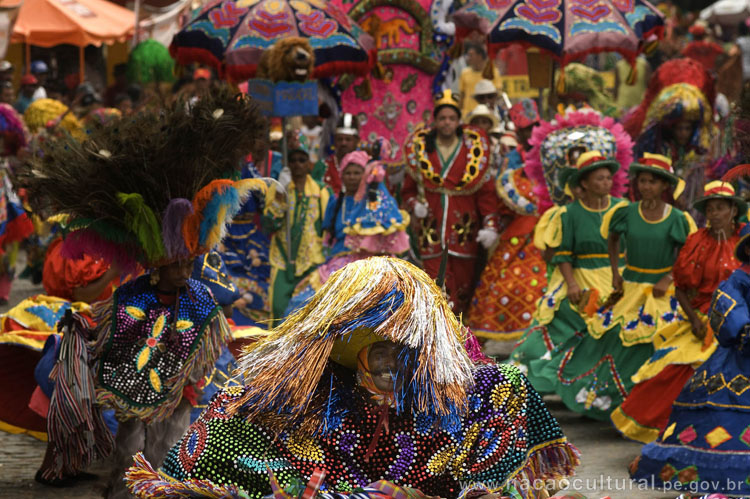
[722,164,750,183]
[162,199,193,260]
[14,85,269,267]
[117,192,165,263]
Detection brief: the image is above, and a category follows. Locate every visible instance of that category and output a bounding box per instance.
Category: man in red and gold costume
[402,90,499,314]
[313,113,360,194]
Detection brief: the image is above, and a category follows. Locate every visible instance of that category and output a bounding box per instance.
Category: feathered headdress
[525,110,634,213]
[231,256,475,435]
[624,58,716,153]
[16,87,270,271]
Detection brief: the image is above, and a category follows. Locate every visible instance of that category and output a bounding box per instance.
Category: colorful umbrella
[452,0,664,65]
[170,0,375,81]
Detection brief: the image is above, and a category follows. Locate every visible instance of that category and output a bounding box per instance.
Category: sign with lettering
[498,76,539,99]
[247,80,318,117]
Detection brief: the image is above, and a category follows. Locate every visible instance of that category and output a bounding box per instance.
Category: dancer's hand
[612,272,623,294]
[690,317,706,340]
[476,228,499,249]
[652,275,671,298]
[567,282,582,304]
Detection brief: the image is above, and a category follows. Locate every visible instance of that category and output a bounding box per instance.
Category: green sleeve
[669,209,695,247]
[311,159,327,184]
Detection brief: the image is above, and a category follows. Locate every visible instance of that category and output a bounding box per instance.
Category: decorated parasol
[452,0,665,66]
[170,0,375,81]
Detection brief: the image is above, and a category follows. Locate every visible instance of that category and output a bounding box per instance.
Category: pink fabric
[28,385,50,419]
[354,163,386,202]
[332,0,435,167]
[338,150,370,175]
[317,253,363,283]
[345,231,409,255]
[464,328,492,364]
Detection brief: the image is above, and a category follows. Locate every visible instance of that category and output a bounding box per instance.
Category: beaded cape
[126,257,579,497]
[127,362,578,498]
[93,275,230,423]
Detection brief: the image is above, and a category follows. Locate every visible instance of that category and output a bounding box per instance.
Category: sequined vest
[96,276,219,409]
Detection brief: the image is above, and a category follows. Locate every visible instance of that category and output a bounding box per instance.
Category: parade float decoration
[331,0,454,168]
[170,0,375,81]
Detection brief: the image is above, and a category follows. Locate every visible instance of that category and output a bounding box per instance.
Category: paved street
[0,276,673,499]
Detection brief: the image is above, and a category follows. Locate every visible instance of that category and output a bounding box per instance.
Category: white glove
[413,201,429,219]
[278,166,292,189]
[476,228,499,249]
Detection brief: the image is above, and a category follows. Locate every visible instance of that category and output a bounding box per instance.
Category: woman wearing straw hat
[611,181,746,443]
[507,152,627,403]
[629,221,750,496]
[568,153,697,419]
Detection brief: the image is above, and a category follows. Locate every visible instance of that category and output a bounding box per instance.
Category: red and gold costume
[467,162,546,340]
[321,155,342,194]
[402,125,499,313]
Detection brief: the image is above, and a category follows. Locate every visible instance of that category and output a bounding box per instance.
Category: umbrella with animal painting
[169,0,375,81]
[452,0,665,68]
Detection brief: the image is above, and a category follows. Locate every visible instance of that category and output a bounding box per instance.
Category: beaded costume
[126,257,580,498]
[15,88,271,490]
[630,258,750,495]
[467,151,546,340]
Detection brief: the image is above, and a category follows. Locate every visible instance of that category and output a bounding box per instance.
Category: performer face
[157,259,194,292]
[469,116,494,132]
[705,199,735,232]
[673,120,694,147]
[342,164,364,194]
[368,341,405,392]
[334,133,359,160]
[636,172,668,201]
[475,93,497,108]
[580,167,612,197]
[289,151,311,180]
[435,107,460,139]
[517,125,534,150]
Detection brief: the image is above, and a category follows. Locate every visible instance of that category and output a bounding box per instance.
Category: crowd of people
[0,10,748,499]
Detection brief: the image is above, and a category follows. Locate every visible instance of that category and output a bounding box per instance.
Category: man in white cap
[472,79,499,110]
[466,103,499,133]
[312,112,359,194]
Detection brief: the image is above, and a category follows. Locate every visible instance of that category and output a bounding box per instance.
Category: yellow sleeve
[533,205,566,250]
[683,211,698,235]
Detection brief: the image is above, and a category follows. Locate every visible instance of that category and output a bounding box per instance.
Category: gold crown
[433,89,461,113]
